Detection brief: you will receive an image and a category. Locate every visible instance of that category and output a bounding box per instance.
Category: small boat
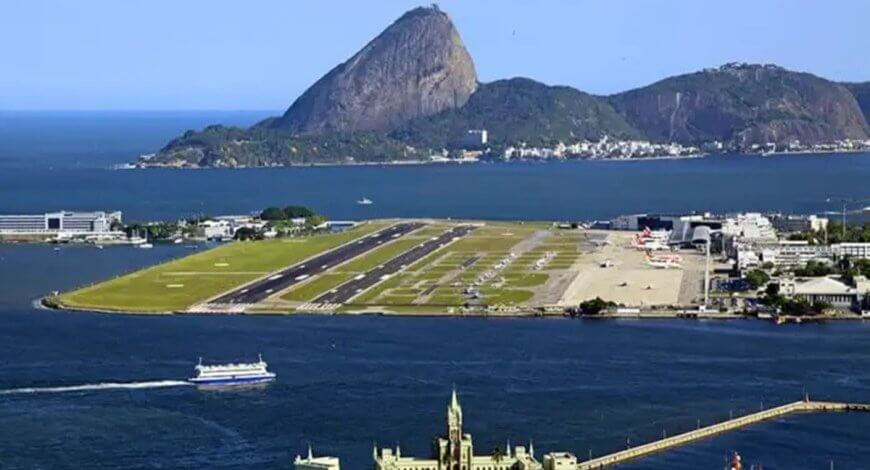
[188,355,276,386]
[138,243,153,249]
[356,197,373,205]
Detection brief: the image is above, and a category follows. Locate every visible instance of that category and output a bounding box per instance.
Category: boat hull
[188,374,276,386]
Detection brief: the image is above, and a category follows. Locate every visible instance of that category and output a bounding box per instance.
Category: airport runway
[314,225,476,305]
[211,222,424,304]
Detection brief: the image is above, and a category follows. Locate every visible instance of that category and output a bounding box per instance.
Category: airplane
[645,257,682,269]
[632,227,672,251]
[645,250,683,263]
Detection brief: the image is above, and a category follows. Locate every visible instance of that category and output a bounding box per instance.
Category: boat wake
[0,380,192,396]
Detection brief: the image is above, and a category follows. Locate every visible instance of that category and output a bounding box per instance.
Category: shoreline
[41,296,867,323]
[126,148,870,170]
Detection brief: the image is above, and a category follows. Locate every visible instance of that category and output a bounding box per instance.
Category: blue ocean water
[2,112,870,469]
[1,111,870,222]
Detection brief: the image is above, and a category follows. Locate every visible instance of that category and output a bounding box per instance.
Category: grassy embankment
[56,222,388,313]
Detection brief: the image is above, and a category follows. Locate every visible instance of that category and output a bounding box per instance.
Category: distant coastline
[124,149,870,170]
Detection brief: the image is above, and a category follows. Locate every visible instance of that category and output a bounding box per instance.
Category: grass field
[55,219,588,315]
[342,222,568,310]
[57,222,388,313]
[279,226,442,302]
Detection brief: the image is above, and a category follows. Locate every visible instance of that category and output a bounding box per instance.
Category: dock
[577,399,870,469]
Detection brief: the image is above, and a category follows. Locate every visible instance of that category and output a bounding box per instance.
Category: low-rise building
[200,219,235,240]
[294,446,340,470]
[542,452,577,470]
[373,390,548,470]
[769,214,828,234]
[0,210,121,234]
[833,243,870,260]
[779,276,859,309]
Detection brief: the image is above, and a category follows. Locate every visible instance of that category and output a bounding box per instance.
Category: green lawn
[481,288,534,304]
[58,222,388,313]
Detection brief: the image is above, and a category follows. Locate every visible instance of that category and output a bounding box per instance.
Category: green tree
[577,297,613,315]
[234,227,259,241]
[283,206,314,219]
[745,269,770,289]
[260,207,286,220]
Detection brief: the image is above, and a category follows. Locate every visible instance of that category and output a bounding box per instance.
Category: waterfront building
[0,210,121,234]
[295,445,341,470]
[373,390,544,470]
[541,452,576,470]
[779,276,859,309]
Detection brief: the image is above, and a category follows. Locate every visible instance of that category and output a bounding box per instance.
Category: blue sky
[3,0,869,110]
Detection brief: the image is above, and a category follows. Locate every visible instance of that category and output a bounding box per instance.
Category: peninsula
[48,211,870,320]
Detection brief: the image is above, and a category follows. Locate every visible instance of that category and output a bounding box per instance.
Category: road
[314,225,476,304]
[211,222,424,304]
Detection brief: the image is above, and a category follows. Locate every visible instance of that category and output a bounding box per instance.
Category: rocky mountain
[609,63,870,148]
[844,82,870,122]
[264,6,477,134]
[392,77,643,148]
[144,7,870,168]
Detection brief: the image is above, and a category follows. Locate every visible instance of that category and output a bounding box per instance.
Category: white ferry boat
[188,355,276,386]
[356,197,373,205]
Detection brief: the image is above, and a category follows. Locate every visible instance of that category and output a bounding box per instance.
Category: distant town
[132,130,870,169]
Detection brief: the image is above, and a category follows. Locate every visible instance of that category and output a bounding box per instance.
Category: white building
[779,276,858,309]
[0,210,121,234]
[294,446,340,470]
[833,243,870,260]
[542,452,577,470]
[721,213,777,243]
[758,241,832,270]
[373,390,545,470]
[200,219,235,240]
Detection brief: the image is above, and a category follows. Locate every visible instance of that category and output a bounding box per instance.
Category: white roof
[793,277,854,295]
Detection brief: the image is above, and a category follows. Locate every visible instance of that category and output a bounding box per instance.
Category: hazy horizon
[4,0,870,111]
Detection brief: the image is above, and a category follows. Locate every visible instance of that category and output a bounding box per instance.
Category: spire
[506,439,512,458]
[307,443,313,461]
[373,442,378,460]
[450,386,460,410]
[396,442,401,458]
[529,440,534,458]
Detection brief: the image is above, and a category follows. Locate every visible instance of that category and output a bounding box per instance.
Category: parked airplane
[645,250,683,263]
[633,227,672,251]
[645,257,682,269]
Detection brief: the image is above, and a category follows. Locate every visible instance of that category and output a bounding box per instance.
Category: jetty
[577,398,870,469]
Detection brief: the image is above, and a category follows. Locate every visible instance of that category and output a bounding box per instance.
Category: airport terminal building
[0,211,122,234]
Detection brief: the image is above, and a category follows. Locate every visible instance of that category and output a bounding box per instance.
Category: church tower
[447,387,463,443]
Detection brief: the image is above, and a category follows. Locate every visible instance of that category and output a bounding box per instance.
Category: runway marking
[165,272,267,276]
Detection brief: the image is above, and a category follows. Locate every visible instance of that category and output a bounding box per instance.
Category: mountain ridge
[144,7,870,168]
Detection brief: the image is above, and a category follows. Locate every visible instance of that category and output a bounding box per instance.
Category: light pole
[825,197,870,240]
[704,239,711,308]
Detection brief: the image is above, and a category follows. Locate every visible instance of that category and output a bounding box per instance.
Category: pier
[577,399,870,469]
